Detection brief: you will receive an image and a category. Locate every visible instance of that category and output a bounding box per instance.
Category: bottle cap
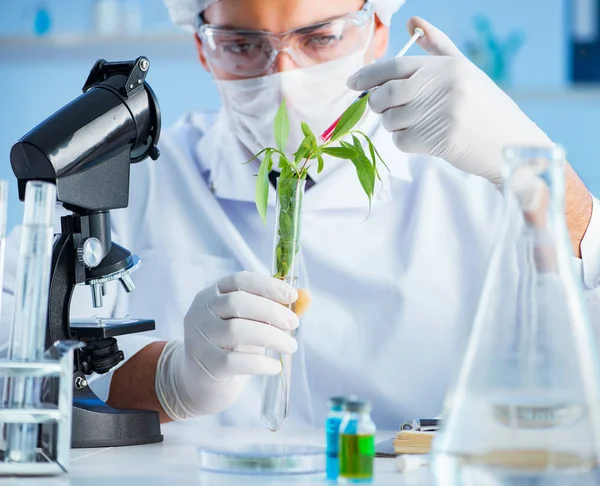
[344,399,371,413]
[328,396,347,410]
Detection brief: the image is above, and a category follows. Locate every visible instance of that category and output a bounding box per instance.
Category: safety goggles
[195,1,374,78]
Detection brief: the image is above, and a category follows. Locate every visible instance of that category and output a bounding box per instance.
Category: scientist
[3,0,600,429]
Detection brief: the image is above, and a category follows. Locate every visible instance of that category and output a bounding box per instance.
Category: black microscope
[10,57,163,448]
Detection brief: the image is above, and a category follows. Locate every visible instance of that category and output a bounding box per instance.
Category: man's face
[194,0,390,80]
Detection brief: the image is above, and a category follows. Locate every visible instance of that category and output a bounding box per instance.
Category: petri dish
[197,444,325,475]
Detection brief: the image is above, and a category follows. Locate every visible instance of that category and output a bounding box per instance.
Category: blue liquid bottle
[326,396,347,480]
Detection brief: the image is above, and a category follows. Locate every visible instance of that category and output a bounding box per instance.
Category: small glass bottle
[261,177,306,431]
[339,399,376,484]
[326,396,347,481]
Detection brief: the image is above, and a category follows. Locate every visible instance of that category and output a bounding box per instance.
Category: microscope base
[71,374,163,448]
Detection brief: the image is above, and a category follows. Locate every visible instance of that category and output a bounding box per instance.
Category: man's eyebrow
[199,11,351,35]
[293,21,332,35]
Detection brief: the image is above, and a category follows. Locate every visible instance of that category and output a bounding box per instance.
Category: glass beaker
[431,147,600,486]
[261,177,305,431]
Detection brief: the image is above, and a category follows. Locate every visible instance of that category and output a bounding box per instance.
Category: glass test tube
[0,181,8,423]
[0,180,8,321]
[5,181,56,463]
[261,177,305,431]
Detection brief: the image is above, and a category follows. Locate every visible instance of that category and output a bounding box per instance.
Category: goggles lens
[198,4,373,77]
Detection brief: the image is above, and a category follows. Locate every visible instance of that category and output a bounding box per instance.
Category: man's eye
[307,35,341,47]
[224,42,258,55]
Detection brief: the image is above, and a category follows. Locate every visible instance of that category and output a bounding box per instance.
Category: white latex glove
[156,271,299,420]
[347,17,553,188]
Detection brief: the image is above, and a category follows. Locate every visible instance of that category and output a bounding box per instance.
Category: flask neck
[501,147,571,272]
[502,147,567,236]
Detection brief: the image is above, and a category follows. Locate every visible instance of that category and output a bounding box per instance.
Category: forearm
[565,162,593,258]
[106,341,173,424]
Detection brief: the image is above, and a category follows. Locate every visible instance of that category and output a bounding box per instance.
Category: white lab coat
[3,110,600,431]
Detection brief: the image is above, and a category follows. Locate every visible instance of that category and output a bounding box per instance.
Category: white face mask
[213,50,369,160]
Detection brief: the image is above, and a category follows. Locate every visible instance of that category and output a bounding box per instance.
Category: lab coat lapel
[195,113,266,204]
[164,131,269,275]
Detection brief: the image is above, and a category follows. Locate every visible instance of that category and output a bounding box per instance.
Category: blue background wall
[0,0,598,230]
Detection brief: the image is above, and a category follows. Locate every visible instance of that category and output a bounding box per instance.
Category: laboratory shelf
[0,33,196,61]
[0,407,61,424]
[506,86,600,101]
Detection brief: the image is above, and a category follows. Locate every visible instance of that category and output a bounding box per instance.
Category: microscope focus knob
[78,237,104,268]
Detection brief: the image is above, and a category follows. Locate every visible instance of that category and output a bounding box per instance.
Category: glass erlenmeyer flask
[431,147,600,486]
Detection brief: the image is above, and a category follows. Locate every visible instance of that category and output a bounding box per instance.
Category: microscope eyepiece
[10,56,161,212]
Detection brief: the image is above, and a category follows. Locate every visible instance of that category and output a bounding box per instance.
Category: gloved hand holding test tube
[320,28,425,143]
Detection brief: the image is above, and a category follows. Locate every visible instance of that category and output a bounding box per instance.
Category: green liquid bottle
[339,400,376,483]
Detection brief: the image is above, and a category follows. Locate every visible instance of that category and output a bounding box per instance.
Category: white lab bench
[6,420,435,486]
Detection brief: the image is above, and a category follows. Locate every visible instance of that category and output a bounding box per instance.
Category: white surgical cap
[163,0,406,32]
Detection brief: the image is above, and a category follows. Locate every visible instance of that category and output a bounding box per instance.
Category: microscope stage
[70,317,155,339]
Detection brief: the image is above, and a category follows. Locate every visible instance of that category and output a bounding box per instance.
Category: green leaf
[301,122,317,155]
[330,92,371,142]
[280,162,294,179]
[274,99,289,153]
[301,122,315,140]
[276,151,297,171]
[273,177,304,278]
[294,136,313,164]
[367,138,381,181]
[244,147,270,165]
[317,154,325,174]
[321,146,359,159]
[278,152,299,179]
[354,130,390,173]
[350,154,376,206]
[309,147,323,159]
[255,150,273,225]
[279,212,293,235]
[278,154,287,169]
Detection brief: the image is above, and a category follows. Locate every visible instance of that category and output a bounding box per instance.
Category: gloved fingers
[407,16,466,58]
[194,345,282,379]
[368,78,420,114]
[203,317,298,355]
[217,271,298,305]
[210,290,299,331]
[224,351,282,376]
[392,128,429,154]
[381,106,420,132]
[347,57,425,92]
[236,344,265,354]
